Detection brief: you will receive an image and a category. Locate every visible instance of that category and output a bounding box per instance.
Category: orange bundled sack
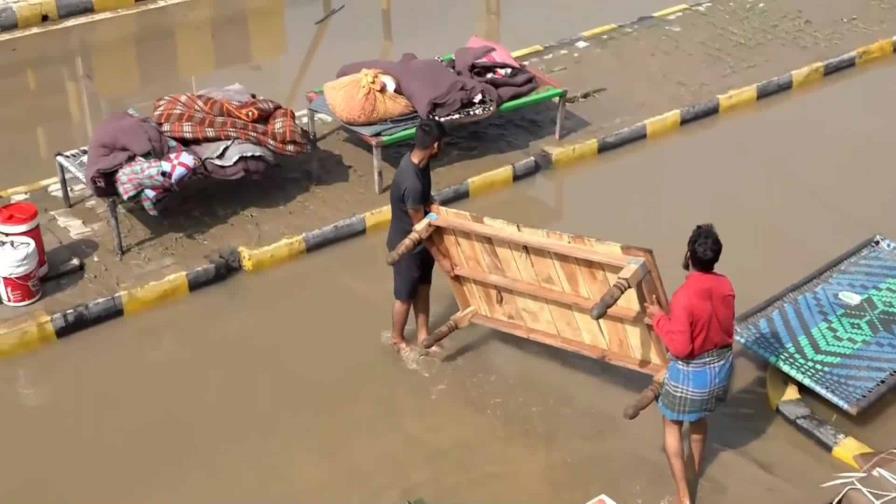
[323,69,415,125]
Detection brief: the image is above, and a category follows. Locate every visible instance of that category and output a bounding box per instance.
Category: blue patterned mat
[736,235,896,414]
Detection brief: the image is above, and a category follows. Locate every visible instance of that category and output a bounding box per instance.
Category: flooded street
[0,0,677,187]
[1,45,894,504]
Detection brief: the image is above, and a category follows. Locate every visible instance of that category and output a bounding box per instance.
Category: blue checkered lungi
[658,347,733,422]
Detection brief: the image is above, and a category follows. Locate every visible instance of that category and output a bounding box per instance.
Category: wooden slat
[547,230,610,348]
[472,314,662,375]
[452,266,640,321]
[517,226,585,343]
[468,213,524,323]
[443,210,502,320]
[431,216,633,268]
[621,246,669,366]
[429,230,470,310]
[570,235,636,358]
[484,217,560,335]
[433,211,481,314]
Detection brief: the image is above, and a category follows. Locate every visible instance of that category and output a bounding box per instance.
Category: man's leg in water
[414,284,431,346]
[689,418,708,475]
[391,299,413,351]
[663,417,691,504]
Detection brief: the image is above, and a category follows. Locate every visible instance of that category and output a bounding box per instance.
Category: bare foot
[392,339,411,355]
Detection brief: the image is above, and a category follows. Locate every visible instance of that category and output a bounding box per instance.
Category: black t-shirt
[387,153,432,250]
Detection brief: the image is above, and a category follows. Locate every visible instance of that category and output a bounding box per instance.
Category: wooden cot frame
[388,207,670,416]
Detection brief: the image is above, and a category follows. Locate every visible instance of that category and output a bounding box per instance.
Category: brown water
[2,51,895,504]
[0,0,677,188]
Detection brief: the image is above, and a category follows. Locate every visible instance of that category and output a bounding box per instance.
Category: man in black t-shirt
[386,120,454,354]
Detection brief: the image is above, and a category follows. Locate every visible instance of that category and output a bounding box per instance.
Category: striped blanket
[153,94,309,155]
[658,347,733,422]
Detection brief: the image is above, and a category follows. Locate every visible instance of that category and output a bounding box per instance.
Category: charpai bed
[306,56,567,194]
[736,235,896,415]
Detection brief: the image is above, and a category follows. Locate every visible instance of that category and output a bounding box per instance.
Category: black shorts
[392,248,435,301]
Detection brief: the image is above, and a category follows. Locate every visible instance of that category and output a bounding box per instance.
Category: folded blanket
[87,113,170,196]
[153,94,309,155]
[189,140,275,180]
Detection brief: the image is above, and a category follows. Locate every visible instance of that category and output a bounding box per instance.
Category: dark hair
[414,119,446,150]
[683,224,723,273]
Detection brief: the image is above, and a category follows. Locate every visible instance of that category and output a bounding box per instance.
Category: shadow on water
[124,149,350,251]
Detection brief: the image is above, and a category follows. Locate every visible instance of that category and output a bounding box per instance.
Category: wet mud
[1,55,895,503]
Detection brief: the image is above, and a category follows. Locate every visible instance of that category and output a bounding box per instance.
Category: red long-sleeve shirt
[651,271,735,360]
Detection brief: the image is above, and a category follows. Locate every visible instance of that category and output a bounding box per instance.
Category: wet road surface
[0,0,678,188]
[2,51,895,504]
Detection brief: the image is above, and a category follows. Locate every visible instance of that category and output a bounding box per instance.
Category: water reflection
[0,0,508,186]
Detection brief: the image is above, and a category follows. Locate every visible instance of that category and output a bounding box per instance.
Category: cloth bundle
[331,38,536,122]
[323,69,415,125]
[114,150,201,216]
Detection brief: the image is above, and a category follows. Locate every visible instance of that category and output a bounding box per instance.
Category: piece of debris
[314,4,344,25]
[10,193,29,202]
[43,257,84,282]
[574,40,591,49]
[565,87,607,103]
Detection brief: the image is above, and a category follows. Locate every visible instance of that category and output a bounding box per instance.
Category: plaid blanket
[114,150,200,216]
[153,94,309,155]
[658,347,733,422]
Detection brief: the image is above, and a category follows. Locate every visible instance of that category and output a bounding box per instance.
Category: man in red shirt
[645,224,735,504]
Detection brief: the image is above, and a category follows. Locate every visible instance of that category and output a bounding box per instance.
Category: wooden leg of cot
[386,218,435,265]
[373,144,384,194]
[555,97,567,140]
[107,198,124,259]
[623,372,665,420]
[56,161,72,209]
[421,307,476,349]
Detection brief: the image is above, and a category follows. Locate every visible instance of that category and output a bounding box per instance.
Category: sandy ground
[2,57,895,503]
[3,0,896,320]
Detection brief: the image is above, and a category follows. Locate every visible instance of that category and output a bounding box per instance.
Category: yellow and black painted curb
[544,36,896,169]
[766,367,875,470]
[0,250,240,357]
[510,2,705,59]
[0,0,149,32]
[238,157,539,272]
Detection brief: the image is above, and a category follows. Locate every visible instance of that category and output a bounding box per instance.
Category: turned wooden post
[386,216,436,265]
[421,307,476,349]
[623,371,665,420]
[590,259,648,320]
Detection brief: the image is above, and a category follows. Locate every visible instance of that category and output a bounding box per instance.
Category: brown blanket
[86,113,170,197]
[338,53,497,119]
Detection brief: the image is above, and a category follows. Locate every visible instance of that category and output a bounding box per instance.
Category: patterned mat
[736,235,896,414]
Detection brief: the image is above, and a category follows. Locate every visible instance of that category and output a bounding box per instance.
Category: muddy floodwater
[1,52,894,503]
[0,0,678,188]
